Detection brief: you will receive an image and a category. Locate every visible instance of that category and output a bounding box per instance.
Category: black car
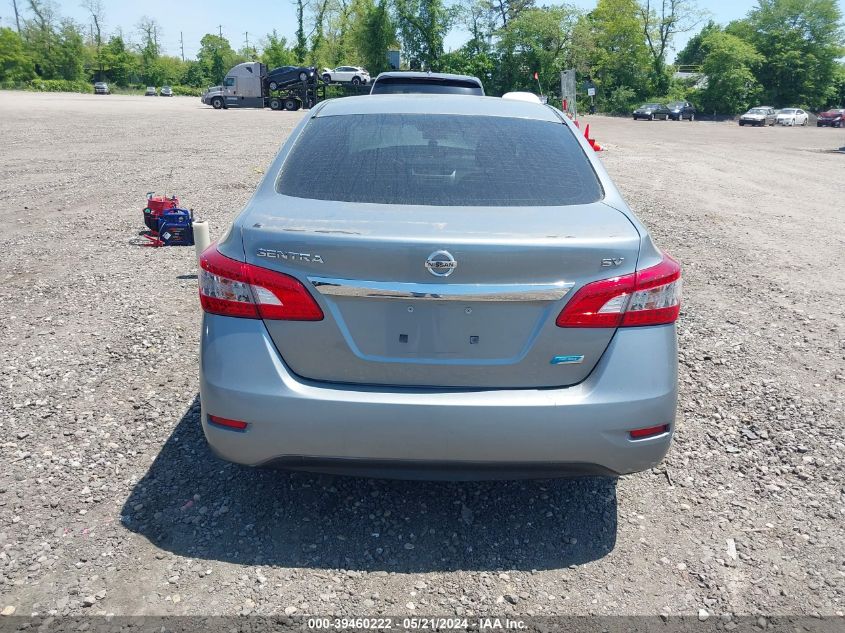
[667,101,696,121]
[632,103,671,120]
[369,71,484,96]
[266,66,317,91]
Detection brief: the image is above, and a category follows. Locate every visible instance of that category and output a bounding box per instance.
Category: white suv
[322,66,370,85]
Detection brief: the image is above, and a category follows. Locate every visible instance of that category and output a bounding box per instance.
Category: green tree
[744,0,844,108]
[440,44,495,84]
[355,0,395,74]
[51,19,85,80]
[101,34,136,85]
[638,0,702,94]
[830,63,845,107]
[261,31,296,68]
[196,33,239,85]
[496,5,589,96]
[491,0,536,29]
[22,0,58,78]
[588,0,651,110]
[675,19,720,66]
[181,59,208,87]
[293,0,307,63]
[82,0,106,80]
[0,26,36,81]
[697,30,763,113]
[393,0,452,70]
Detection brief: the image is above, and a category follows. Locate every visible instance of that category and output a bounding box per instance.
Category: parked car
[145,86,157,96]
[322,66,370,85]
[370,71,484,95]
[160,85,173,97]
[776,108,808,126]
[632,103,671,120]
[667,101,696,121]
[739,107,776,126]
[266,66,316,91]
[93,81,110,95]
[816,108,845,127]
[197,94,681,479]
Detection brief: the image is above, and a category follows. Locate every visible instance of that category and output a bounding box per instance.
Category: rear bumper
[199,315,678,478]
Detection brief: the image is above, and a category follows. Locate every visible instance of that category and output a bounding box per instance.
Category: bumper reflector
[629,424,670,439]
[208,415,248,431]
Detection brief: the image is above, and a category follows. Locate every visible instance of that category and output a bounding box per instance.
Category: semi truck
[200,62,319,111]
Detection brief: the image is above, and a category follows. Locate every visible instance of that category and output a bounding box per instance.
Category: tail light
[207,415,248,431]
[556,253,681,328]
[199,246,323,321]
[629,424,670,439]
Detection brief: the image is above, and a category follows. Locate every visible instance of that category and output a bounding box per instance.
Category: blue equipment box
[156,208,194,246]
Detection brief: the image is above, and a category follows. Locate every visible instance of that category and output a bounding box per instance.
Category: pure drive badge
[256,248,324,263]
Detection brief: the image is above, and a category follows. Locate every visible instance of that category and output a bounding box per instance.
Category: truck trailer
[200,62,319,111]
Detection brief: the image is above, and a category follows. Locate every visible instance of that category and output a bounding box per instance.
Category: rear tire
[269,97,282,111]
[689,112,695,122]
[322,73,331,83]
[283,98,299,111]
[352,76,361,85]
[269,81,279,91]
[299,71,308,82]
[648,114,654,121]
[211,97,223,110]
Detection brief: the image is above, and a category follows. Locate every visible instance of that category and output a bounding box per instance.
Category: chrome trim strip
[308,277,573,302]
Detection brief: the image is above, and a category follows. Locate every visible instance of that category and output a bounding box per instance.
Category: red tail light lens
[207,415,248,431]
[199,246,323,321]
[629,424,670,439]
[556,253,681,328]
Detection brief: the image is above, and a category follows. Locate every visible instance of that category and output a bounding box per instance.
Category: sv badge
[600,257,625,267]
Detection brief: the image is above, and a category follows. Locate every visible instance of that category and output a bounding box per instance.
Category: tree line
[1,0,843,112]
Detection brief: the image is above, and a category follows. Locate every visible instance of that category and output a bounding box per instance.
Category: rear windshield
[371,77,483,95]
[277,114,602,206]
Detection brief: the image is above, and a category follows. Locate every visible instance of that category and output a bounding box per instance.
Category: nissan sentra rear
[198,95,681,479]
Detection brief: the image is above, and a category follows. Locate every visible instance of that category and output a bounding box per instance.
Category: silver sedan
[198,95,682,479]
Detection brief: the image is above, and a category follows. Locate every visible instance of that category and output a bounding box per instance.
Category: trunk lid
[241,197,640,388]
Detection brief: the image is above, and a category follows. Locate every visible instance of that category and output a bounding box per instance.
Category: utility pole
[244,31,250,57]
[180,31,185,61]
[12,0,21,32]
[218,24,223,38]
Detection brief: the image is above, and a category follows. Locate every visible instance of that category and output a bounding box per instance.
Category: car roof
[373,71,482,86]
[313,94,560,122]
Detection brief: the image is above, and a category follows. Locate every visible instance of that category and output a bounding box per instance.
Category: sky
[0,0,831,61]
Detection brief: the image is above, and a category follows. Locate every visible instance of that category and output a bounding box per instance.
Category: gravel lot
[1,92,843,620]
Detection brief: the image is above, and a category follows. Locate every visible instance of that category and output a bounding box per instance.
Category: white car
[776,108,808,126]
[322,66,370,85]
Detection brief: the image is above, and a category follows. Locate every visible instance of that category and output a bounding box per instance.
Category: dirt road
[0,92,842,619]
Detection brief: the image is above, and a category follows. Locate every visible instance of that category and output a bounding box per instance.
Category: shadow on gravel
[121,396,618,572]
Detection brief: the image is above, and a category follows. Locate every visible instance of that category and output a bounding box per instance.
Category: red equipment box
[143,192,180,233]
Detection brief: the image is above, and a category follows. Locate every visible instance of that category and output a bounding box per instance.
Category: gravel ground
[0,92,843,620]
